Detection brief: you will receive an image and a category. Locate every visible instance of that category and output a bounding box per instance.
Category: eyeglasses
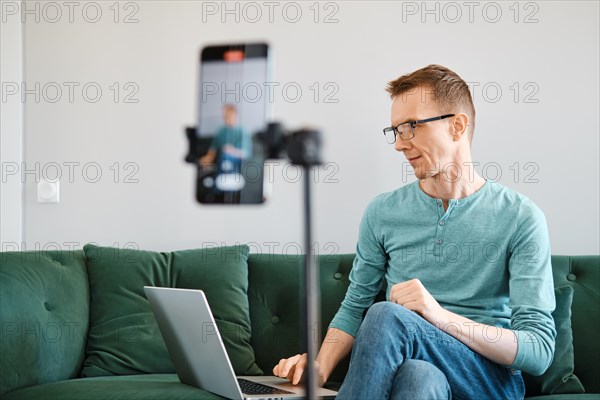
[383,114,455,144]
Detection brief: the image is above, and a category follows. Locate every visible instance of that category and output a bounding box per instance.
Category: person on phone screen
[272,64,555,400]
[199,104,252,174]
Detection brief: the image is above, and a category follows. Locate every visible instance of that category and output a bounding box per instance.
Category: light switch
[38,179,60,203]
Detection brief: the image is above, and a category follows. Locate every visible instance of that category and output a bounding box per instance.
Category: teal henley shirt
[329,180,556,376]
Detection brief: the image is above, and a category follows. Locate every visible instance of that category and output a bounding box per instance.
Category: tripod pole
[261,124,323,399]
[303,165,320,400]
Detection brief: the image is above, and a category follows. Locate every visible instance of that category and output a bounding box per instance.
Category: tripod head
[255,122,323,167]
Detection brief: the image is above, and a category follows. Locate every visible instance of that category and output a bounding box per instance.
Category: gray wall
[2,1,599,255]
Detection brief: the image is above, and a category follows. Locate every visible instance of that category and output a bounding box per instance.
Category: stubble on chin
[414,163,441,181]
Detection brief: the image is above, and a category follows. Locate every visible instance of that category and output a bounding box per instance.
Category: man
[273,65,556,399]
[199,104,252,172]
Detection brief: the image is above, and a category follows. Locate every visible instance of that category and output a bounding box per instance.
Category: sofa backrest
[248,254,354,382]
[248,253,600,392]
[549,255,599,393]
[247,253,360,383]
[0,250,89,396]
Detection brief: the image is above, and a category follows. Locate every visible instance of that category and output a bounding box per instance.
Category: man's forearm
[316,328,354,383]
[428,308,518,366]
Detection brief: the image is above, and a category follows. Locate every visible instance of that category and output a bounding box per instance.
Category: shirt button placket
[435,199,448,247]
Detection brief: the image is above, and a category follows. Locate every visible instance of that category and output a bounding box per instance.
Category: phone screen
[196,43,270,204]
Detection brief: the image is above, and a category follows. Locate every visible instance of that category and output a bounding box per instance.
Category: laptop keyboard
[238,378,294,395]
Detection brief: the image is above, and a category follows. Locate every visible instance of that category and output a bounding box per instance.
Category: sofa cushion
[524,285,584,395]
[0,250,89,396]
[549,255,600,394]
[81,244,261,377]
[1,374,221,400]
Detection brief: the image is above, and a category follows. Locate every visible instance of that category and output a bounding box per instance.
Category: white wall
[5,1,599,255]
[0,9,23,246]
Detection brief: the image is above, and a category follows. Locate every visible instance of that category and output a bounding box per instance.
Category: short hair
[386,64,475,141]
[223,103,237,113]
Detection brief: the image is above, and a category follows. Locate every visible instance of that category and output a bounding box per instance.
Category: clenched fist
[389,278,445,323]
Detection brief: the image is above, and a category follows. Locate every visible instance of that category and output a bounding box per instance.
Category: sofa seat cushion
[1,374,224,400]
[82,244,261,377]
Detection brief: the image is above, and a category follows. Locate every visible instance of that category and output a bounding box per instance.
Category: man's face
[223,107,237,127]
[391,86,457,180]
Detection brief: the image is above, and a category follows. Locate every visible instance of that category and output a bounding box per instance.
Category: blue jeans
[337,302,525,400]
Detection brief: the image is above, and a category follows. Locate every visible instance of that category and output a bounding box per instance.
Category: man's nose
[394,137,410,152]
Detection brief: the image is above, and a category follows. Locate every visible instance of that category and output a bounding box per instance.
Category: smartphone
[195,43,271,204]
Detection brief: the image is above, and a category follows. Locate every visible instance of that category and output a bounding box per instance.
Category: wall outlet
[38,179,60,203]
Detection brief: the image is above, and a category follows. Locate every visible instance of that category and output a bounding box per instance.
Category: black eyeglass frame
[383,114,456,143]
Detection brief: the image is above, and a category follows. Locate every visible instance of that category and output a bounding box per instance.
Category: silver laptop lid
[144,286,244,400]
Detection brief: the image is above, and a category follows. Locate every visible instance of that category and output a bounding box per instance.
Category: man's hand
[272,354,325,386]
[390,278,519,366]
[222,144,246,158]
[389,278,444,323]
[198,149,216,166]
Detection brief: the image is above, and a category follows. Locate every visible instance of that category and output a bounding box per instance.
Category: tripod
[186,122,324,399]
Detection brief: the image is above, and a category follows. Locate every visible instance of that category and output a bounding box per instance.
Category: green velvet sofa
[0,244,598,399]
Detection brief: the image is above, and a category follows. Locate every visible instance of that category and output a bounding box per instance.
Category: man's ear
[452,113,469,141]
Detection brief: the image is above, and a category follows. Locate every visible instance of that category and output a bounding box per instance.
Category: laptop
[144,286,338,400]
